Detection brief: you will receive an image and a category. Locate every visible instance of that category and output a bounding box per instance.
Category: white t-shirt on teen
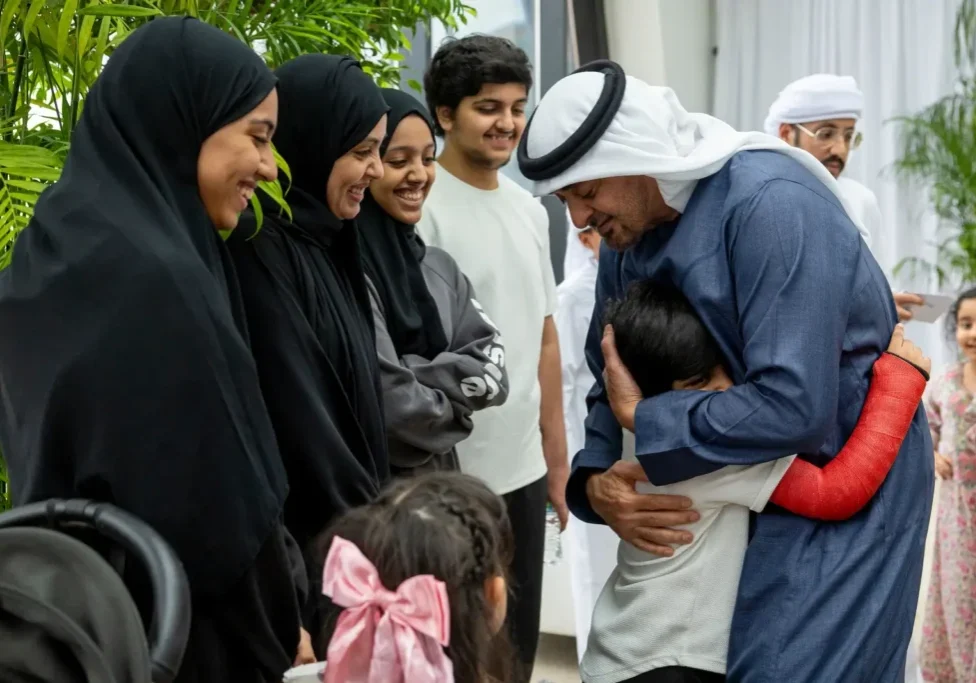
[416,162,557,495]
[580,435,796,683]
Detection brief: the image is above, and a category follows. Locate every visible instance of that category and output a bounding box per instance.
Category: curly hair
[316,471,515,683]
[424,34,533,136]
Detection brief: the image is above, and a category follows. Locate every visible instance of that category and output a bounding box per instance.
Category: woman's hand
[294,627,316,666]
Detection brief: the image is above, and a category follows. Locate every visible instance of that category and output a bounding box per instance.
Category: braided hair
[317,471,515,683]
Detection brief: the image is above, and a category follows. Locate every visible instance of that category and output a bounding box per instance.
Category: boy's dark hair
[424,34,533,136]
[946,286,976,340]
[317,471,515,683]
[603,280,726,397]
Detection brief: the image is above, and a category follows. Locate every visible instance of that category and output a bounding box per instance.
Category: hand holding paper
[900,293,954,324]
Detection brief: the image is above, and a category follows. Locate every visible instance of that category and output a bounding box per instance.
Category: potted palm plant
[0,0,473,512]
[893,0,976,285]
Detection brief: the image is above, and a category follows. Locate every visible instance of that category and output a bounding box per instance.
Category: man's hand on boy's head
[602,325,643,432]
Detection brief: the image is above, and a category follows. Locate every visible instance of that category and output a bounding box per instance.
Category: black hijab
[226,55,392,558]
[259,54,390,245]
[357,89,450,358]
[0,17,288,599]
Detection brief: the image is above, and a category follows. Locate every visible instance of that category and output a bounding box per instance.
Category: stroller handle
[0,499,190,683]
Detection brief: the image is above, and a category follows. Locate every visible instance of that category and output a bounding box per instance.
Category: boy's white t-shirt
[416,163,557,495]
[580,435,796,683]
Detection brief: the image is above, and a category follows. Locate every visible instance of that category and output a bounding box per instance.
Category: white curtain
[713,0,961,372]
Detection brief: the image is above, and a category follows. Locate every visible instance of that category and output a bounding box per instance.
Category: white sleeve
[534,203,558,317]
[862,190,882,251]
[655,456,796,512]
[555,284,586,427]
[837,178,878,250]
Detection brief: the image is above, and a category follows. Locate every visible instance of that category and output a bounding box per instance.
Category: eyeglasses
[795,124,863,150]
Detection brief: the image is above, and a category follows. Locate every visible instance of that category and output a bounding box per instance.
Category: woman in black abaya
[0,18,304,682]
[226,55,391,639]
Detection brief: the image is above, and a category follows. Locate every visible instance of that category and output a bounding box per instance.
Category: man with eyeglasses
[765,73,922,322]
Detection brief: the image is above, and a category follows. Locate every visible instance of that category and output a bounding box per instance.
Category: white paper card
[906,293,954,323]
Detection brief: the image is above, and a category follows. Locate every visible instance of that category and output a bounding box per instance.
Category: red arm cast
[769,353,927,521]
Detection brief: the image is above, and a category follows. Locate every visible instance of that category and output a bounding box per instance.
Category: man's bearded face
[556,176,676,251]
[777,118,857,178]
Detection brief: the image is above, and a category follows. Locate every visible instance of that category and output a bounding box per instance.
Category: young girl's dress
[921,363,976,681]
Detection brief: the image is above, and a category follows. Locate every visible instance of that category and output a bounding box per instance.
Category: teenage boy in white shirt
[417,35,568,683]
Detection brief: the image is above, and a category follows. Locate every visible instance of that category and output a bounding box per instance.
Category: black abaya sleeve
[226,222,383,552]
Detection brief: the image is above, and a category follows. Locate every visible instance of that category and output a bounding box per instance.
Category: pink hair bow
[322,536,454,683]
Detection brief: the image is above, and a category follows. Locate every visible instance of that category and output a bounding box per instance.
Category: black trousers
[502,474,547,683]
[623,666,726,683]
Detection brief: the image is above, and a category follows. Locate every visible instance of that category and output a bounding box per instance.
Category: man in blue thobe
[517,63,933,681]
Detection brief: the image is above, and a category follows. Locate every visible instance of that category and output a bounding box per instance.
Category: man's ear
[777,122,794,144]
[436,106,455,134]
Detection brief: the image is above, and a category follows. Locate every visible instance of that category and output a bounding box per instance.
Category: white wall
[658,0,715,113]
[604,0,715,113]
[604,0,668,84]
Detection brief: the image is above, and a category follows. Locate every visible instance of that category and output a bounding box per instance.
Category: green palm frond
[0,141,63,268]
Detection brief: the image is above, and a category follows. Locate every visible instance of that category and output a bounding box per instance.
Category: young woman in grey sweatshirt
[358,89,509,475]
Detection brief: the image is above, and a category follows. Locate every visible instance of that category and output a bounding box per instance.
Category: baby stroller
[0,499,191,682]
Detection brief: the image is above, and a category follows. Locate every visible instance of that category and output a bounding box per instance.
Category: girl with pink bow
[316,472,516,683]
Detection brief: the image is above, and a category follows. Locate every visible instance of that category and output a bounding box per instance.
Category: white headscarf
[524,72,870,244]
[563,213,594,279]
[763,74,864,136]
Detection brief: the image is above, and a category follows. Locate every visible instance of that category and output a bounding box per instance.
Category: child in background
[582,281,929,683]
[920,287,976,682]
[316,471,514,683]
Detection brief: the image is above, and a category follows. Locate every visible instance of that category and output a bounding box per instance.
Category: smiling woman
[357,88,509,475]
[197,92,279,230]
[326,115,388,219]
[224,54,394,651]
[0,17,304,682]
[370,113,437,224]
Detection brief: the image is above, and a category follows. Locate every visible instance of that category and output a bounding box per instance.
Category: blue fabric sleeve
[566,245,623,524]
[636,180,861,485]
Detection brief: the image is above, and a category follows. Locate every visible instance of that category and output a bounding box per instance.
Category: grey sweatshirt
[367,246,509,473]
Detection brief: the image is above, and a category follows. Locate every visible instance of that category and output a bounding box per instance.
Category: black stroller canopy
[0,499,189,682]
[0,527,151,683]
